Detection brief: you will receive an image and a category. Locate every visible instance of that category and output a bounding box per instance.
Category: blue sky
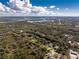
[0,0,79,16]
[0,0,79,8]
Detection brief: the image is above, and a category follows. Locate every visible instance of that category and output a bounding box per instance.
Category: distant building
[70,50,79,59]
[58,19,61,25]
[75,25,79,28]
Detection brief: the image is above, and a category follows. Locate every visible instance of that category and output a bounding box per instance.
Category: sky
[0,0,79,16]
[32,0,79,13]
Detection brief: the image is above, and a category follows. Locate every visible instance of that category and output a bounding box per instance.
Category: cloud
[0,1,57,16]
[0,3,5,11]
[65,8,69,11]
[0,0,79,16]
[32,6,46,12]
[32,6,56,16]
[0,0,61,16]
[57,8,59,10]
[0,2,16,13]
[50,6,56,9]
